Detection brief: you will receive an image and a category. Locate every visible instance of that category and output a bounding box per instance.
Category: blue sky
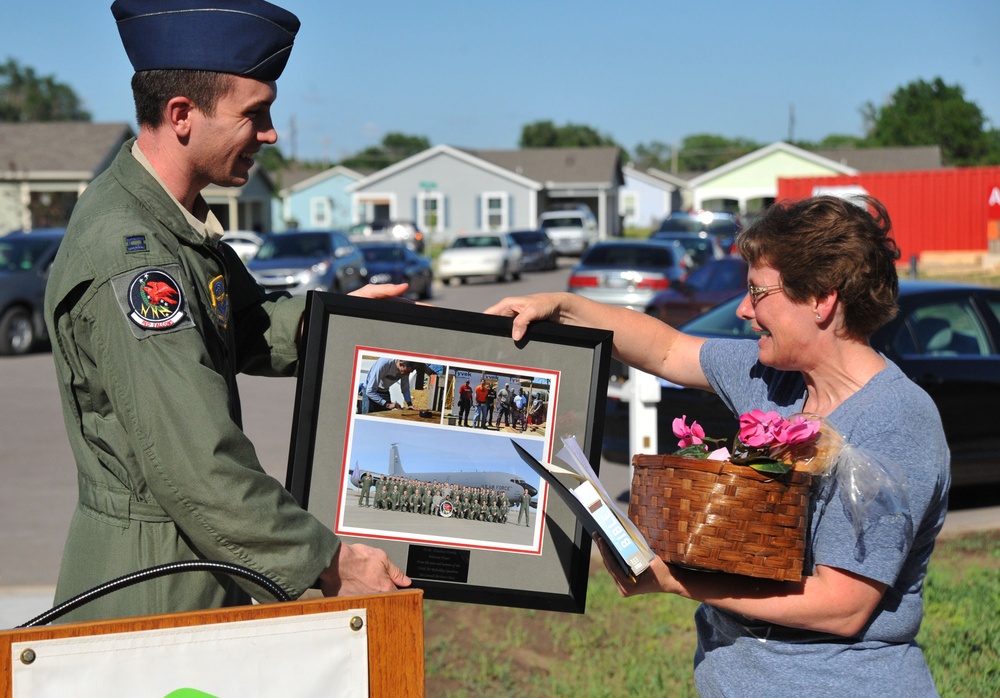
[6,1,999,162]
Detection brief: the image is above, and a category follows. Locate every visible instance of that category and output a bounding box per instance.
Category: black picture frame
[285,293,613,613]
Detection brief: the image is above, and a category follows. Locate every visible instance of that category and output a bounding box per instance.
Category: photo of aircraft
[350,442,538,505]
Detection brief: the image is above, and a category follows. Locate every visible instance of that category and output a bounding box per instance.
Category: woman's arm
[601,543,887,637]
[485,292,711,390]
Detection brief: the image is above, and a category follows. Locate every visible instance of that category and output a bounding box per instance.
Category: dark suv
[348,219,424,253]
[0,228,65,355]
[655,211,742,253]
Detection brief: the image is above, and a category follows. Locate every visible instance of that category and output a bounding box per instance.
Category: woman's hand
[484,292,572,341]
[595,535,680,597]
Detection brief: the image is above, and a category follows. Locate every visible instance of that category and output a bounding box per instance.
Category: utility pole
[788,104,795,143]
[289,114,298,161]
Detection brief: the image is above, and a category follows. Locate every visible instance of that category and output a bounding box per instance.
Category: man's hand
[349,283,410,300]
[319,542,412,597]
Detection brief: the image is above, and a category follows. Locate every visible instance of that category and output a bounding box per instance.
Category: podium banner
[11,609,368,697]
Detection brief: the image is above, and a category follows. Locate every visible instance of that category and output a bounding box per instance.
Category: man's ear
[165,96,196,138]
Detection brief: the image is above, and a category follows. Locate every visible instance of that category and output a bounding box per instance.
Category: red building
[777,167,1000,263]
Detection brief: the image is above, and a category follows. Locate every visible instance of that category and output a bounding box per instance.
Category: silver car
[348,219,425,254]
[247,231,367,295]
[567,240,686,310]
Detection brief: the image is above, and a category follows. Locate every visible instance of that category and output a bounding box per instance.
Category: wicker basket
[629,454,812,581]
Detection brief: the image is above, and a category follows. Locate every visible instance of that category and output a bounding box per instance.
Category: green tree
[803,134,869,150]
[519,120,624,154]
[254,144,289,174]
[339,132,430,171]
[985,128,1000,166]
[864,77,991,166]
[632,140,676,171]
[676,134,761,172]
[0,58,91,122]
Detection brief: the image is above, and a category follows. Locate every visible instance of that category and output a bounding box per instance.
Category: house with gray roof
[346,145,624,243]
[0,122,134,235]
[270,164,364,232]
[0,122,278,235]
[684,142,944,216]
[619,165,688,230]
[201,164,276,234]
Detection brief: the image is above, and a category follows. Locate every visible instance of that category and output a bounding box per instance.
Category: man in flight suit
[44,0,410,622]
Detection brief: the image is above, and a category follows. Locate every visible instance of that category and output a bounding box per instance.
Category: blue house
[272,165,364,232]
[620,165,688,230]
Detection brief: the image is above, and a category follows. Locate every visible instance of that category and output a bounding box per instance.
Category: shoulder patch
[126,269,186,330]
[124,235,148,253]
[209,275,229,329]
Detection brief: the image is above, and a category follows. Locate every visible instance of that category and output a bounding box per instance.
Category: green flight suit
[44,141,339,622]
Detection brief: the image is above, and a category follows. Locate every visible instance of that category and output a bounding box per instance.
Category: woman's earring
[815,313,822,319]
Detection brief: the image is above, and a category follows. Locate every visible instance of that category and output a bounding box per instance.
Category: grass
[424,531,1000,696]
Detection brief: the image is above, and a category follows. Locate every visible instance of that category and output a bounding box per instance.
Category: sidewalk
[2,506,997,631]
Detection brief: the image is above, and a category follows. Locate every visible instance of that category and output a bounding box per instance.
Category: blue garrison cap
[111,0,300,81]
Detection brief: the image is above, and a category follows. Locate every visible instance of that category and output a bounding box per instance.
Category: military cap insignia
[126,269,185,330]
[210,275,230,329]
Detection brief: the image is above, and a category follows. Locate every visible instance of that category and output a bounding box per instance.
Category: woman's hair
[737,195,900,339]
[131,70,235,128]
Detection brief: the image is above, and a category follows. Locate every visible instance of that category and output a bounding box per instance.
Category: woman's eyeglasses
[747,283,784,306]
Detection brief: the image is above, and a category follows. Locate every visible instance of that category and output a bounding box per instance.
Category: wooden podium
[1,589,424,697]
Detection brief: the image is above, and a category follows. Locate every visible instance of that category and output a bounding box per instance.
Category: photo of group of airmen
[357,473,532,526]
[449,370,551,437]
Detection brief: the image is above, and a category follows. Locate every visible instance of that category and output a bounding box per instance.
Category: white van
[537,206,598,255]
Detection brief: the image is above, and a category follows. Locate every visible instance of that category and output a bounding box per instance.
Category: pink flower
[672,415,705,449]
[738,409,784,448]
[775,415,820,445]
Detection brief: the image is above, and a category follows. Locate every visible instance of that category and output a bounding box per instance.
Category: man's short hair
[131,69,235,128]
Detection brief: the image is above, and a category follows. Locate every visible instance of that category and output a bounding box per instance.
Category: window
[481,192,508,231]
[892,300,990,356]
[620,192,639,226]
[418,191,443,233]
[310,197,333,228]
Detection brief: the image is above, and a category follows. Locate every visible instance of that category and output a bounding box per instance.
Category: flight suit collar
[130,141,225,243]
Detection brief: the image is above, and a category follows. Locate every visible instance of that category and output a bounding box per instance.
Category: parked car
[436,233,523,284]
[348,219,424,253]
[509,229,558,271]
[656,211,743,254]
[247,230,367,295]
[220,230,264,263]
[0,228,65,355]
[567,240,686,310]
[537,206,599,256]
[603,280,1000,488]
[356,241,433,300]
[646,257,749,326]
[647,231,725,271]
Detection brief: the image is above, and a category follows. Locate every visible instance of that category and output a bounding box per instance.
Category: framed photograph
[285,293,613,613]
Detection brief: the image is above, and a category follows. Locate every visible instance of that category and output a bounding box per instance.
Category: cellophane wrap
[792,414,913,561]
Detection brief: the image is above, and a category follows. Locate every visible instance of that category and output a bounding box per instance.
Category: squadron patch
[126,269,185,330]
[209,275,230,329]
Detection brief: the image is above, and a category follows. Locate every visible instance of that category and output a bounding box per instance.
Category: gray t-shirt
[691,339,949,697]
